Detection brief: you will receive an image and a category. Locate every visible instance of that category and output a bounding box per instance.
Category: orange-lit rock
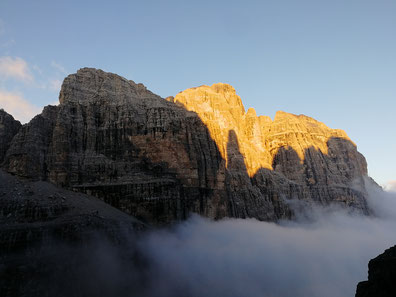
[171,83,363,177]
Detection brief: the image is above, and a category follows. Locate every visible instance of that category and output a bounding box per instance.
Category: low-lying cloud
[4,181,395,297]
[384,180,396,193]
[0,90,41,123]
[138,183,396,297]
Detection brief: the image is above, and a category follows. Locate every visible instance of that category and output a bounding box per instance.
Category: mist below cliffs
[4,183,395,297]
[136,184,396,297]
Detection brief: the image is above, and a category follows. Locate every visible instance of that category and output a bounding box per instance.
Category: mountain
[1,68,371,224]
[0,67,381,296]
[356,245,396,297]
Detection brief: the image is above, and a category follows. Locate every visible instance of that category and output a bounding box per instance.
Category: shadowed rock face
[2,68,372,224]
[0,169,146,297]
[0,109,21,163]
[356,245,396,297]
[2,105,58,178]
[3,68,228,224]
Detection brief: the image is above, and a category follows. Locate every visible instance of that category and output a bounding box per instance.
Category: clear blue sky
[0,0,395,186]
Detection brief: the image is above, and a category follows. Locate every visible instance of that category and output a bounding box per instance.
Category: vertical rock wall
[2,68,372,224]
[0,109,21,163]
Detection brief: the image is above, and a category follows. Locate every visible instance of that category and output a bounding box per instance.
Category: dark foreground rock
[356,245,396,297]
[0,169,148,297]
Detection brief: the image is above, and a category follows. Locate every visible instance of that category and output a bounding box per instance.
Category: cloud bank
[0,90,41,123]
[0,56,33,82]
[137,184,396,297]
[4,180,395,297]
[384,180,396,192]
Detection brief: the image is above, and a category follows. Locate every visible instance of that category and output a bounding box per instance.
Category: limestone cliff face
[171,84,366,178]
[4,68,228,224]
[2,68,371,224]
[0,109,21,163]
[3,106,58,178]
[172,83,369,213]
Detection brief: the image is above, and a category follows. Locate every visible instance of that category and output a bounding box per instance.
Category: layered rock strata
[0,169,145,297]
[171,84,370,215]
[0,109,21,163]
[2,68,371,224]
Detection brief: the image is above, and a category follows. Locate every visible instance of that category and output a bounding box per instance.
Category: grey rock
[0,109,21,163]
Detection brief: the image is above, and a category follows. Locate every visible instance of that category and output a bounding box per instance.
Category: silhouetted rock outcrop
[356,245,396,297]
[2,68,372,224]
[0,109,21,163]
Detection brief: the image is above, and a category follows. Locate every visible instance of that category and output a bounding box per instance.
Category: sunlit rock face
[172,83,369,214]
[172,83,366,178]
[2,68,371,224]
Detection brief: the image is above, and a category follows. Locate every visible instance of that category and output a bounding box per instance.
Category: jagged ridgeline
[1,68,371,224]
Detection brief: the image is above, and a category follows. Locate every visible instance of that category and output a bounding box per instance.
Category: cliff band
[1,68,370,224]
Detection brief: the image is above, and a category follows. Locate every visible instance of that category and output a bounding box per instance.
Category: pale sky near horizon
[0,0,395,187]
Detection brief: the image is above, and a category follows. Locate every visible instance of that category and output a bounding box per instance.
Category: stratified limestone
[4,69,228,224]
[3,105,58,178]
[172,83,369,213]
[0,109,21,163]
[172,84,366,177]
[2,68,371,224]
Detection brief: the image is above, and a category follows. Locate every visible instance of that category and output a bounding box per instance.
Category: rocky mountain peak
[211,82,237,94]
[246,107,258,118]
[171,83,362,178]
[172,83,245,116]
[59,67,158,106]
[1,68,372,224]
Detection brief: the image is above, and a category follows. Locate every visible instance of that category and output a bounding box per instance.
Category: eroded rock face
[3,69,228,224]
[3,106,58,178]
[356,245,396,297]
[172,83,369,214]
[2,68,372,224]
[0,109,21,163]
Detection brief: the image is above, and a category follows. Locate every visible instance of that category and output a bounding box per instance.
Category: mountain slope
[0,168,146,296]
